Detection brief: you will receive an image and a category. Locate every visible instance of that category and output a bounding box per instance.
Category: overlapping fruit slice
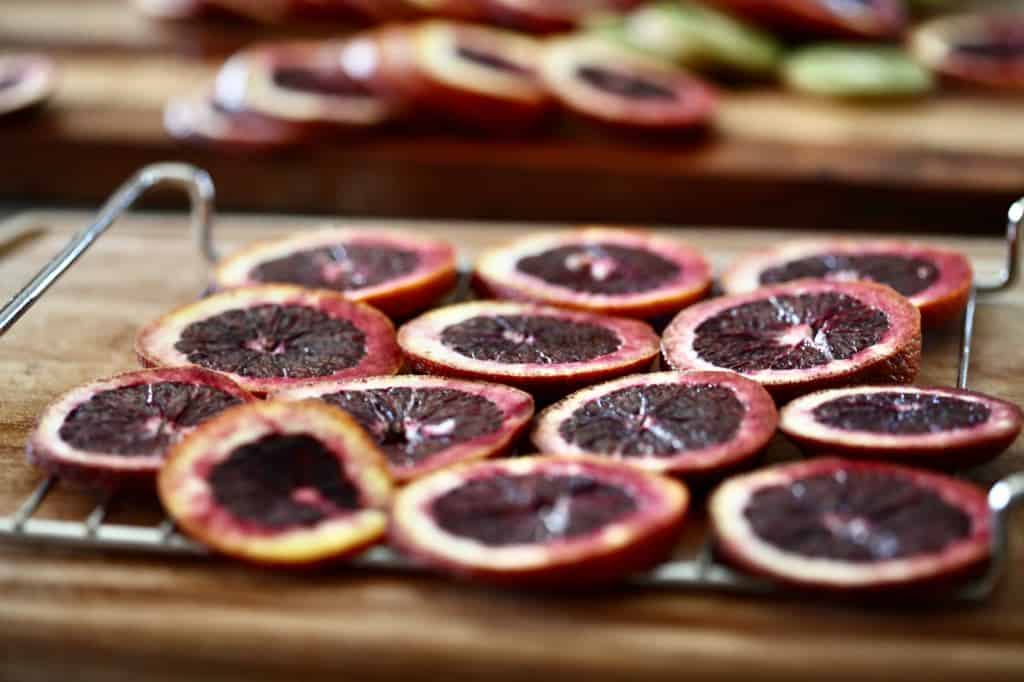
[398,301,660,396]
[212,228,457,318]
[213,41,400,131]
[159,400,393,566]
[705,0,907,40]
[911,12,1024,90]
[662,280,922,401]
[274,375,534,482]
[473,228,711,319]
[391,454,689,586]
[136,285,401,394]
[780,385,1022,468]
[710,458,991,591]
[0,54,58,118]
[164,88,310,151]
[540,36,717,131]
[533,371,777,478]
[342,21,550,130]
[722,239,972,327]
[27,367,255,489]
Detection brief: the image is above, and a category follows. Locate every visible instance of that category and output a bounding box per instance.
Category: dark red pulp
[577,66,676,101]
[517,244,681,295]
[321,387,504,467]
[812,392,990,434]
[560,384,744,456]
[758,254,939,298]
[440,315,621,363]
[693,292,889,372]
[209,434,361,529]
[455,45,533,76]
[744,470,971,562]
[174,304,367,378]
[249,245,419,291]
[59,382,243,455]
[271,66,375,97]
[432,473,637,546]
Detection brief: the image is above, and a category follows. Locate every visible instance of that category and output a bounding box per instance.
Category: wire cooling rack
[1,163,1023,600]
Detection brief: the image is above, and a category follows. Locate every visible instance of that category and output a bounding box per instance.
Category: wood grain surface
[1,0,1023,231]
[1,211,1022,682]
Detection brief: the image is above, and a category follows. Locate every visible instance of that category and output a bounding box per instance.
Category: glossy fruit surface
[391,454,689,586]
[27,367,255,489]
[275,375,534,482]
[722,239,972,327]
[662,279,922,401]
[159,400,393,566]
[532,371,777,478]
[398,301,660,397]
[473,227,711,320]
[212,228,457,318]
[710,457,991,591]
[779,385,1022,468]
[136,284,401,394]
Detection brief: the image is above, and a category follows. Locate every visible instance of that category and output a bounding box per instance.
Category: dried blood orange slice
[159,400,393,566]
[722,239,973,327]
[911,12,1024,91]
[391,454,689,586]
[705,0,907,40]
[662,280,921,401]
[26,367,255,489]
[0,54,57,118]
[164,88,310,152]
[710,458,991,591]
[274,375,534,482]
[213,41,400,131]
[473,228,712,320]
[342,21,550,130]
[779,385,1023,468]
[212,228,457,319]
[533,371,777,479]
[540,36,717,132]
[136,285,401,395]
[398,301,660,397]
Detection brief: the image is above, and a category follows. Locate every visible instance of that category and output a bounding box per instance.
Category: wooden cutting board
[1,0,1023,232]
[1,210,1023,682]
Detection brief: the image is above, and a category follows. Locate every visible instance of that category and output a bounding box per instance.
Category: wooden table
[1,1,1023,231]
[1,211,1023,681]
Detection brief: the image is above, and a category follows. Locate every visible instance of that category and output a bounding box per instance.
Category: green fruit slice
[620,2,782,76]
[784,44,935,98]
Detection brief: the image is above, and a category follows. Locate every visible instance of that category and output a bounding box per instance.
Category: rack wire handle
[0,163,218,337]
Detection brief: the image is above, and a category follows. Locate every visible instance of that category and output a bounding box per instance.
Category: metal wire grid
[1,163,1023,599]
